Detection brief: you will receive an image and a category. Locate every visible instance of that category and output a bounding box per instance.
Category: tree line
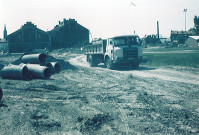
[194,16,199,35]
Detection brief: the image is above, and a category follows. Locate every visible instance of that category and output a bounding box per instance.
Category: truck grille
[123,48,138,59]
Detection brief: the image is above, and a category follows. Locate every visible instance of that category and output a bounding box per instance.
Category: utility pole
[183,9,187,45]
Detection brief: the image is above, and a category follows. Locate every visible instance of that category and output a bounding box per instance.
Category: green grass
[141,52,199,68]
[143,47,199,52]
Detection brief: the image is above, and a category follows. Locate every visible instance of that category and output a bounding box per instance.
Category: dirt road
[69,55,199,85]
[1,52,199,134]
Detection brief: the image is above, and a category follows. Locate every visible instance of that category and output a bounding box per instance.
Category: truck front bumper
[113,57,140,64]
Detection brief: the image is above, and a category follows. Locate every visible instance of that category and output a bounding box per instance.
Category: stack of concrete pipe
[1,53,61,80]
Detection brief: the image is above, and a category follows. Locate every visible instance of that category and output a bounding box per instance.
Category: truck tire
[88,55,98,67]
[131,62,139,69]
[105,57,114,69]
[0,87,3,101]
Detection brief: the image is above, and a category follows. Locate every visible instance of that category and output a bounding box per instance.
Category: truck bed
[84,40,107,55]
[84,44,103,54]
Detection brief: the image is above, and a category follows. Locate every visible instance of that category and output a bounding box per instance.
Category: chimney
[157,21,159,40]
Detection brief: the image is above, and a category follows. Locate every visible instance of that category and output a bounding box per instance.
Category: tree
[194,16,199,35]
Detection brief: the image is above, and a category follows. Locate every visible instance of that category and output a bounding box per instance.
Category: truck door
[106,38,114,60]
[103,39,107,53]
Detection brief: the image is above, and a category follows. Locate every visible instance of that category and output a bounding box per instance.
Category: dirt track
[1,51,199,134]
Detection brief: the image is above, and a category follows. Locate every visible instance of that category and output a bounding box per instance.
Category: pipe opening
[39,53,47,63]
[43,68,51,79]
[54,63,61,73]
[46,63,53,73]
[22,66,29,79]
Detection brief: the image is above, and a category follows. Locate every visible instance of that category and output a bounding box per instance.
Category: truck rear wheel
[88,55,98,67]
[131,62,139,69]
[105,57,114,69]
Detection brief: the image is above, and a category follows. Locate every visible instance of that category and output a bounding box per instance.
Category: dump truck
[83,35,143,69]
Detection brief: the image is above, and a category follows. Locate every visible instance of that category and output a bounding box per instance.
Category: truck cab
[104,35,143,69]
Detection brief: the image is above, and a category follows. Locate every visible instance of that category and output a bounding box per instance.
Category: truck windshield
[114,36,140,46]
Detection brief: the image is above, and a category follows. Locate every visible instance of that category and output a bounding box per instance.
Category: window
[109,39,113,45]
[127,37,139,45]
[114,38,125,46]
[114,36,140,46]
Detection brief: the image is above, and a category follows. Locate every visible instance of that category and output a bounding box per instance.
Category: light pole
[183,9,187,31]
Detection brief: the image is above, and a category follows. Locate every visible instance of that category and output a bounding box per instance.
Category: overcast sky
[0,0,198,39]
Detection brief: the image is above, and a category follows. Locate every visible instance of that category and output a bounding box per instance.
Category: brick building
[50,18,89,49]
[7,22,50,53]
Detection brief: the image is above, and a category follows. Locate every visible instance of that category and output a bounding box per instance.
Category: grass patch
[143,47,199,52]
[141,53,199,68]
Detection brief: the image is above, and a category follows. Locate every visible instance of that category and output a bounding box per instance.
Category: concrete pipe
[51,62,61,73]
[22,53,47,65]
[1,64,29,80]
[26,64,51,79]
[0,87,3,101]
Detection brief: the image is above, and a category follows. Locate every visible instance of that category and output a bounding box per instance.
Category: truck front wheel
[105,58,114,69]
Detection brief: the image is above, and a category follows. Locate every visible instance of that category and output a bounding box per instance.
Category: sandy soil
[0,49,199,134]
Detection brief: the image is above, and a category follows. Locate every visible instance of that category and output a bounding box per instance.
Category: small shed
[7,22,51,53]
[185,36,199,48]
[0,39,7,52]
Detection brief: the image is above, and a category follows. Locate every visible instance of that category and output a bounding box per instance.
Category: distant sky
[0,0,199,39]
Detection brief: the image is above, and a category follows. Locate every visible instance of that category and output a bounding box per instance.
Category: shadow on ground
[97,64,156,71]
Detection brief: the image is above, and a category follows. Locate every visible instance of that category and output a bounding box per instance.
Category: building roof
[189,36,199,40]
[50,18,88,32]
[142,34,164,39]
[50,18,75,32]
[171,30,196,35]
[112,35,139,38]
[8,22,48,37]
